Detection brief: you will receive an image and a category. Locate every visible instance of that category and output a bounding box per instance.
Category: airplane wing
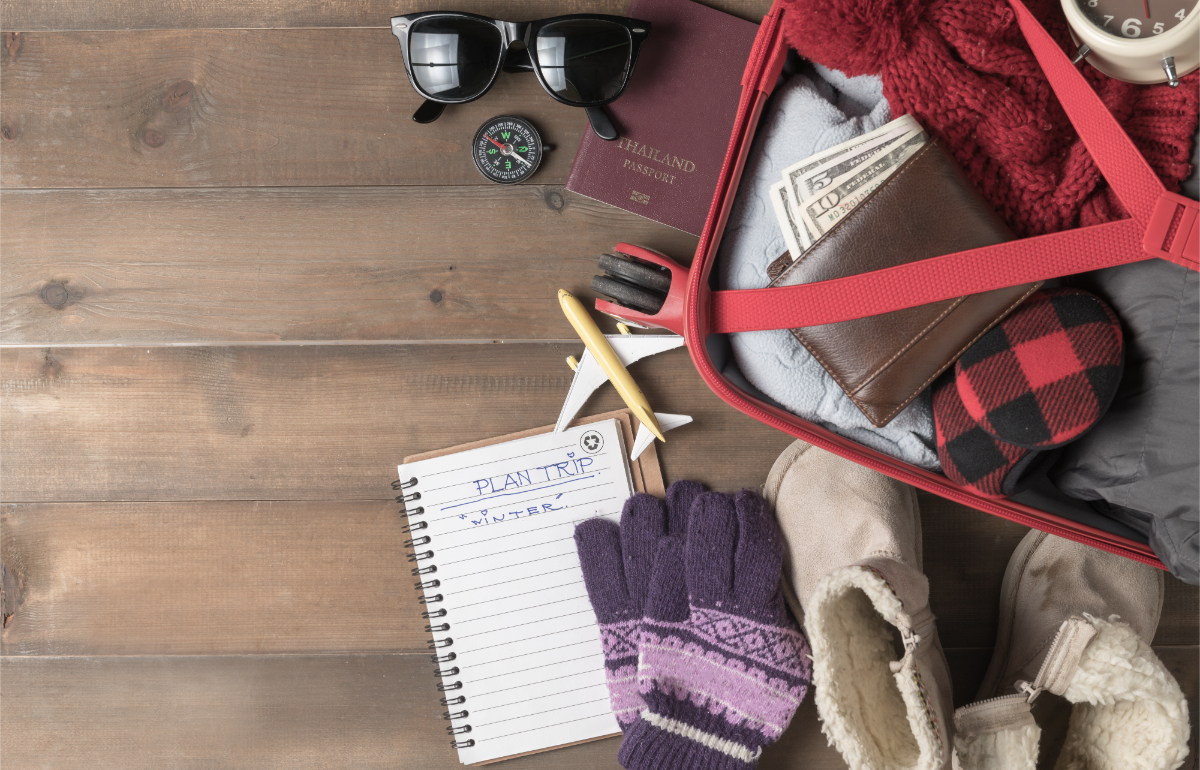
[630,413,693,460]
[554,333,685,433]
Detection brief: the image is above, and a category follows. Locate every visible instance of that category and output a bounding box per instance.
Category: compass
[472,115,543,184]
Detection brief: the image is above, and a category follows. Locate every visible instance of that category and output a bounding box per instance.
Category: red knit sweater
[781,0,1198,238]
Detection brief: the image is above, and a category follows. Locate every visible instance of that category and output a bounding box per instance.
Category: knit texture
[574,481,703,729]
[956,288,1124,448]
[618,491,812,769]
[780,0,1199,238]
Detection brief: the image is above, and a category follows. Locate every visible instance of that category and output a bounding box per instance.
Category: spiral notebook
[397,410,664,765]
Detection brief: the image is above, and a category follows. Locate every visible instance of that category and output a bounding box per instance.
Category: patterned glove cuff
[617,712,761,770]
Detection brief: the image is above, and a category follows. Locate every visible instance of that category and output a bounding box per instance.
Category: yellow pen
[558,289,666,442]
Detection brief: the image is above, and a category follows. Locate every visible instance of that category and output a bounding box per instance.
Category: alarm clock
[1061,0,1199,86]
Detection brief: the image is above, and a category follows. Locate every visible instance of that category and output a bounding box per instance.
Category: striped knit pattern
[575,482,704,732]
[639,609,811,740]
[618,490,813,770]
[599,618,643,726]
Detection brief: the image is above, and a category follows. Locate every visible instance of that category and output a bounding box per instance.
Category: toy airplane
[553,322,690,459]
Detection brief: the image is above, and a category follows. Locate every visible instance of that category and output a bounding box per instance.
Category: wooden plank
[3,650,1193,769]
[2,29,596,189]
[0,344,797,502]
[0,0,775,32]
[0,501,431,656]
[0,653,624,770]
[1,187,698,345]
[3,497,1193,657]
[0,653,843,770]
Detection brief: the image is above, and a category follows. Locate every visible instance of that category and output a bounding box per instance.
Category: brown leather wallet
[765,140,1041,427]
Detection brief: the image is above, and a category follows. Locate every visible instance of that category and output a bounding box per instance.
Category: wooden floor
[1,2,1196,767]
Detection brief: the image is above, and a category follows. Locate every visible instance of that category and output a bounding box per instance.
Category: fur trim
[953,719,1038,770]
[1055,615,1190,770]
[806,565,940,770]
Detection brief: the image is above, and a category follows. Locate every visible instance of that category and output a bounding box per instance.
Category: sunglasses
[390,12,651,141]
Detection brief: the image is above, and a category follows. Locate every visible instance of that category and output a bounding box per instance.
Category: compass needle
[473,115,543,184]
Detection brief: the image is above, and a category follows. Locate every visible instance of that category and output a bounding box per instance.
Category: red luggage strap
[709,0,1198,336]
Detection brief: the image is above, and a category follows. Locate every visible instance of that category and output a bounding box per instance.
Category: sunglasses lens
[535,20,632,104]
[409,17,502,100]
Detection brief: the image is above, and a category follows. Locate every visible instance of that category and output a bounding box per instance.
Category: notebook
[397,410,664,765]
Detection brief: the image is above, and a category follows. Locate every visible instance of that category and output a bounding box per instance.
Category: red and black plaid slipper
[954,289,1124,450]
[933,377,1060,498]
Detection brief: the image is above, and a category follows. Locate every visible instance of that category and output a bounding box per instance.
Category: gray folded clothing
[718,62,939,470]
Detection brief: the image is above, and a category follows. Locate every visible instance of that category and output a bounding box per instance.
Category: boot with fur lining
[805,563,951,770]
[954,614,1190,770]
[1036,614,1190,770]
[952,695,1039,770]
[766,440,953,770]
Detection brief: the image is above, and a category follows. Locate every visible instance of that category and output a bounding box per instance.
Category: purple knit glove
[574,481,704,730]
[618,490,812,770]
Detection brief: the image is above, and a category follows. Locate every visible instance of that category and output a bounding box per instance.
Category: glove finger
[664,479,703,538]
[620,493,668,613]
[732,490,785,614]
[574,518,633,624]
[644,536,689,623]
[686,491,737,607]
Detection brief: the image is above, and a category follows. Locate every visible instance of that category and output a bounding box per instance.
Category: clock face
[1074,0,1197,39]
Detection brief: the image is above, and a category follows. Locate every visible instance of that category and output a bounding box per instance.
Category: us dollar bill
[781,114,918,207]
[798,129,928,241]
[770,179,811,258]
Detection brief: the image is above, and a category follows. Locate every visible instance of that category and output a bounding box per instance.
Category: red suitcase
[596,0,1198,569]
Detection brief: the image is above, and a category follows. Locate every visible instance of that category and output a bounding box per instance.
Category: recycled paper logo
[580,430,604,454]
[630,190,650,205]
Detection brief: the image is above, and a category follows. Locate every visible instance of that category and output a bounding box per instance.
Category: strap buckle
[1144,191,1199,270]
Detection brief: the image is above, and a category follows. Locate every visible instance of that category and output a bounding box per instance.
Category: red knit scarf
[781,0,1199,238]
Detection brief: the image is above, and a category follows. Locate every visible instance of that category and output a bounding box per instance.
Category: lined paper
[399,419,632,765]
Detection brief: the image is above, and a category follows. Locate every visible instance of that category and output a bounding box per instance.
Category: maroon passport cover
[565,0,758,236]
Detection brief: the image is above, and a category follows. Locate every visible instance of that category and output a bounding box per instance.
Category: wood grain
[1,29,592,188]
[2,650,1193,769]
[0,653,847,770]
[0,501,428,656]
[3,495,1194,657]
[1,186,698,344]
[0,0,775,31]
[0,344,797,502]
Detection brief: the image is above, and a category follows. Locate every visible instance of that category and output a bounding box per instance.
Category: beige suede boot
[954,530,1189,770]
[764,440,954,770]
[975,530,1164,701]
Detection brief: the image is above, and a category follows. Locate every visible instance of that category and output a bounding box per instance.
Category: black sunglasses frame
[389,12,651,140]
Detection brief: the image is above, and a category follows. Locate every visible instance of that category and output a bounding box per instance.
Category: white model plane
[554,329,691,460]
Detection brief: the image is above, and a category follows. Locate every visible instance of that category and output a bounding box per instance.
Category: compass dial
[472,115,543,185]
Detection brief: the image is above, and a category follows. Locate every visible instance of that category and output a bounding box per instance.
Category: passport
[565,0,759,236]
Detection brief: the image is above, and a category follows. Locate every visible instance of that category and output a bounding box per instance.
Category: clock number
[1153,21,1164,33]
[1121,17,1141,36]
[1176,8,1187,19]
[1103,14,1114,26]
